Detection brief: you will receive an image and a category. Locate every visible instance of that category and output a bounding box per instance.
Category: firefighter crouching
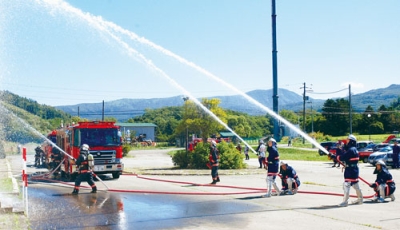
[279,161,300,195]
[370,160,396,203]
[72,144,97,194]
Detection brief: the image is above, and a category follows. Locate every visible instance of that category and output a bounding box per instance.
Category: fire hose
[29,168,375,198]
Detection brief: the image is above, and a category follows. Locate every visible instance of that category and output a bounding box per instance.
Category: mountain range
[56,84,400,121]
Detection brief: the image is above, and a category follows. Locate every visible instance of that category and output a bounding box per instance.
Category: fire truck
[54,121,124,180]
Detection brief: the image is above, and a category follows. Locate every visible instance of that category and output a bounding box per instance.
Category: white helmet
[280,160,288,166]
[376,160,386,167]
[348,134,357,142]
[211,140,217,147]
[269,138,276,143]
[81,144,90,151]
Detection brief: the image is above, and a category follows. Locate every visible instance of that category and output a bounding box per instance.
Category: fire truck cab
[56,121,124,180]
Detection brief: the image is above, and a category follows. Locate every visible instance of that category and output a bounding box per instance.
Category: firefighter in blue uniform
[279,161,300,195]
[210,140,220,184]
[263,138,280,197]
[370,160,396,202]
[330,134,363,206]
[72,144,97,194]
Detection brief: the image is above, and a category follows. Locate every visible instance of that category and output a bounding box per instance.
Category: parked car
[356,141,373,150]
[368,145,399,167]
[388,138,400,145]
[373,143,389,152]
[358,143,377,163]
[318,141,337,156]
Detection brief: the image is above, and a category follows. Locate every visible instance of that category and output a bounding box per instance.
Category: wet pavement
[4,148,400,229]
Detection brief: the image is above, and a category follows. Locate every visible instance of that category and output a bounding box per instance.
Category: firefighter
[209,140,220,184]
[256,140,266,168]
[72,144,97,194]
[332,141,343,168]
[279,161,300,195]
[50,147,63,178]
[370,160,396,203]
[34,146,42,167]
[263,138,280,197]
[330,134,363,207]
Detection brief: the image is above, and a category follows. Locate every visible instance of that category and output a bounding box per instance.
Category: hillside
[54,85,400,121]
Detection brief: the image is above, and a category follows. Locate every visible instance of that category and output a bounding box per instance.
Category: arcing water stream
[3,0,329,155]
[32,0,328,155]
[26,0,256,154]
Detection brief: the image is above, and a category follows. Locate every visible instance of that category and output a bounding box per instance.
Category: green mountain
[55,85,400,121]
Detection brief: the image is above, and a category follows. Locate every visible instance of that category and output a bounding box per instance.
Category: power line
[308,88,348,95]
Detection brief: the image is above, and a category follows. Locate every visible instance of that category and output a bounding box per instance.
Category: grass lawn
[247,147,330,162]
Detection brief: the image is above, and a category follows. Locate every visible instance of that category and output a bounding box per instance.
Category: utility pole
[302,83,306,144]
[300,82,312,144]
[102,100,105,121]
[349,84,352,134]
[182,97,189,157]
[271,0,280,142]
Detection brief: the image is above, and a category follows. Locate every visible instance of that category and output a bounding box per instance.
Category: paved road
[9,149,400,229]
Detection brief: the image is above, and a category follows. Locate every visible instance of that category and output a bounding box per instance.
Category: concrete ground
[2,148,400,229]
[121,148,400,230]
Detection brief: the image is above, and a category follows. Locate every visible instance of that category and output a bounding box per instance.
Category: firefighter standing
[72,144,97,194]
[256,140,266,169]
[263,138,280,197]
[34,146,42,167]
[209,140,220,184]
[332,142,343,168]
[331,134,363,207]
[279,161,300,195]
[392,141,400,169]
[244,145,250,160]
[370,160,396,202]
[50,147,63,178]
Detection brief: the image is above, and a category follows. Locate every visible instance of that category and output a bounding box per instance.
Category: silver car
[368,145,396,166]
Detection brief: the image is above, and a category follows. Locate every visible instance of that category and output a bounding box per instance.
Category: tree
[129,106,183,143]
[321,98,351,136]
[178,98,227,143]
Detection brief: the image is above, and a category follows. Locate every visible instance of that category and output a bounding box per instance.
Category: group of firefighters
[209,134,396,205]
[35,133,395,204]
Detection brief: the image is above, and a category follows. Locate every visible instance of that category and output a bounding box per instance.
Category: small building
[115,123,157,141]
[219,131,236,142]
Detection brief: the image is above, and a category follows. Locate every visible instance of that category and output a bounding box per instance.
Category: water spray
[76,1,329,154]
[0,102,109,190]
[35,0,257,154]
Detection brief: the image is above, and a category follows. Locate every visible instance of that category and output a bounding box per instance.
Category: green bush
[172,141,245,169]
[122,144,132,157]
[172,150,190,168]
[218,141,246,169]
[190,142,209,169]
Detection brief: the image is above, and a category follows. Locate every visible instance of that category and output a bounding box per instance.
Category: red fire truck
[54,121,124,180]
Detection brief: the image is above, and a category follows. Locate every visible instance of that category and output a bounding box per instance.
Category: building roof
[116,123,157,127]
[219,132,235,137]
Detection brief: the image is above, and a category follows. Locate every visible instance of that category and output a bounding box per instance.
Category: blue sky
[1,0,399,107]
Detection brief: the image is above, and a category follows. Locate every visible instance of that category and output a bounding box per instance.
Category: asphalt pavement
[2,148,400,229]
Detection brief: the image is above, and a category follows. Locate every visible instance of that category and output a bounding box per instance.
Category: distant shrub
[122,144,132,157]
[172,141,245,169]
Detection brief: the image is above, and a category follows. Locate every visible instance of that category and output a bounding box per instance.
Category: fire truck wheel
[112,172,120,179]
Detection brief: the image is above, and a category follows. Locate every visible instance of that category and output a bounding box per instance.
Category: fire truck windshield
[75,128,121,147]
